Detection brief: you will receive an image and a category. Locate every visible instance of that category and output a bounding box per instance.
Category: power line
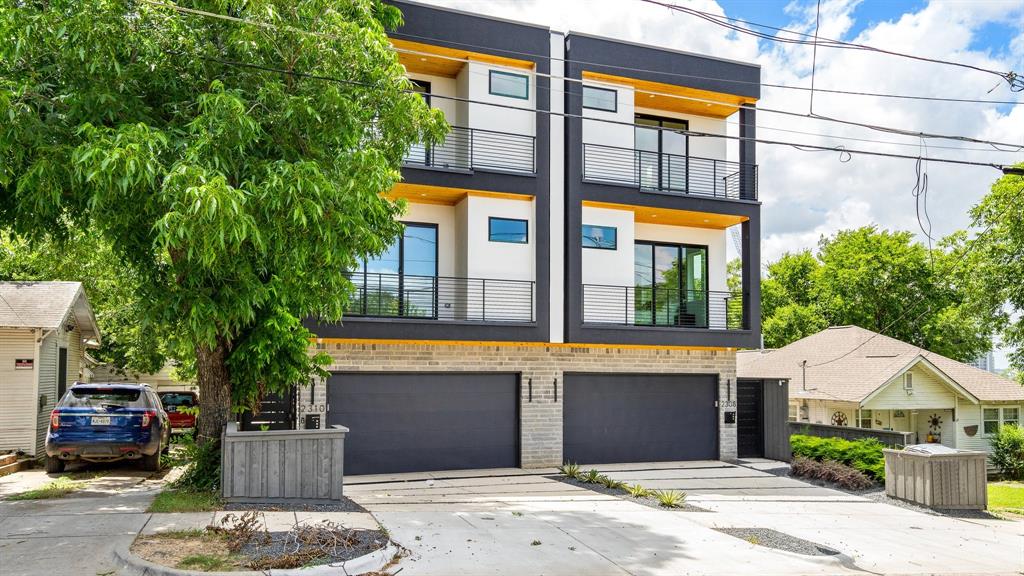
[138,0,1022,172]
[387,30,1024,106]
[640,0,1024,92]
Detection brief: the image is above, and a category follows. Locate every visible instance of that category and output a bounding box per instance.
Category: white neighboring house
[89,361,196,393]
[0,281,101,456]
[738,326,1024,457]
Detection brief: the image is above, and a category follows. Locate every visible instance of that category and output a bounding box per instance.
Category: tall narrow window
[405,80,432,166]
[354,223,438,317]
[635,114,688,192]
[489,70,529,100]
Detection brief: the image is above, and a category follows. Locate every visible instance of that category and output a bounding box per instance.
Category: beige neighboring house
[0,282,101,456]
[90,361,196,393]
[738,325,1024,456]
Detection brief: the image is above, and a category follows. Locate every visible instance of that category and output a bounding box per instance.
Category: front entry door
[737,380,764,458]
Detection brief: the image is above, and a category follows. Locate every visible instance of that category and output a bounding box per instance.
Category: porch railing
[582,142,758,200]
[345,272,535,323]
[403,126,536,174]
[582,284,746,330]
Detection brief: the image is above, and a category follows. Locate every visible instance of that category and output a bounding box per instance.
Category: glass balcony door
[635,114,688,192]
[634,241,707,327]
[356,222,438,317]
[406,80,432,166]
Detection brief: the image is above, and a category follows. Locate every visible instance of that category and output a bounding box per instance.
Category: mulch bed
[553,476,712,512]
[714,527,840,556]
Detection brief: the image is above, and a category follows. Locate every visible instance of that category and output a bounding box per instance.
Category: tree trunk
[195,338,232,445]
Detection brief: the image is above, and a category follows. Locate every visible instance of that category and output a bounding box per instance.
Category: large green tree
[762,226,997,361]
[1,0,445,443]
[970,168,1024,373]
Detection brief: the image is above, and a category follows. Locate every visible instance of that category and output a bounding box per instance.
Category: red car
[158,391,198,434]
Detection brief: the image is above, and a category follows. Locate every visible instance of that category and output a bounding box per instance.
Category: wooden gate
[238,386,297,431]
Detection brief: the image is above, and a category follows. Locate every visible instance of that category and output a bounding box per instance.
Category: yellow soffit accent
[392,38,535,78]
[582,200,748,229]
[582,70,757,119]
[313,337,734,352]
[386,183,534,206]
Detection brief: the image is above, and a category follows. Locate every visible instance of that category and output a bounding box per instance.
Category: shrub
[580,469,602,484]
[599,476,625,490]
[790,456,873,490]
[990,425,1024,480]
[171,435,222,492]
[558,462,581,480]
[790,434,884,482]
[626,484,651,498]
[651,489,686,508]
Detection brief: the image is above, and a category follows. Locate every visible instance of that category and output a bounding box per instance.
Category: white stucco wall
[580,206,635,288]
[467,62,535,137]
[463,196,535,282]
[581,80,634,148]
[407,72,458,124]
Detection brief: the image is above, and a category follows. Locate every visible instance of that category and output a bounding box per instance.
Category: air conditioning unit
[903,373,914,395]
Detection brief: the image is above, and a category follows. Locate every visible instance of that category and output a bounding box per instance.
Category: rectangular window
[1005,407,1020,427]
[859,409,873,429]
[582,85,617,112]
[983,407,1001,435]
[582,224,617,250]
[489,70,529,100]
[788,403,798,422]
[488,217,528,244]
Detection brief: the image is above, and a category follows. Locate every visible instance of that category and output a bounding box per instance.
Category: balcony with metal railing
[403,126,536,175]
[582,284,747,330]
[345,272,535,323]
[582,143,758,201]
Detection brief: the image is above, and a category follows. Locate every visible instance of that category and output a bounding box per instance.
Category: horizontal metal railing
[345,272,535,323]
[582,143,758,200]
[403,126,536,174]
[582,284,746,330]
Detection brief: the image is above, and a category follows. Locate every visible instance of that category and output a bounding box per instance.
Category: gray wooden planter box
[221,422,349,503]
[883,447,988,510]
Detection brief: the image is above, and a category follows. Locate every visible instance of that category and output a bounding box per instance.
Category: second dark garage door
[327,373,518,475]
[563,373,719,464]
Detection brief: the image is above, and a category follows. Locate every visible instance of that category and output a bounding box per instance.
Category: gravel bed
[554,476,712,512]
[714,527,839,556]
[241,527,388,567]
[224,496,367,513]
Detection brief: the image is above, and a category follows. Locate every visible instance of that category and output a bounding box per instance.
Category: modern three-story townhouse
[300,0,788,475]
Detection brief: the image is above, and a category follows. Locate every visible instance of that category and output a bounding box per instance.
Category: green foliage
[790,434,885,481]
[6,476,83,500]
[149,489,223,513]
[970,168,1024,376]
[760,227,998,362]
[170,435,222,491]
[990,425,1024,481]
[0,0,447,436]
[580,469,602,484]
[598,476,626,490]
[651,489,686,508]
[557,462,581,480]
[626,484,651,498]
[988,482,1024,515]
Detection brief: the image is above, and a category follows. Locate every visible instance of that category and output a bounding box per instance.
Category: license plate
[91,416,111,426]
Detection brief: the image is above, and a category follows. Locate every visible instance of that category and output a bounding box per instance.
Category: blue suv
[45,382,171,473]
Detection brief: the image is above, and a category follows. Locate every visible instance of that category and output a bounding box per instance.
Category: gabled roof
[0,281,101,341]
[737,325,1024,403]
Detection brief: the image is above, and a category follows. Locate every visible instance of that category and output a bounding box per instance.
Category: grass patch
[7,476,84,500]
[177,553,236,571]
[148,489,222,513]
[989,482,1024,515]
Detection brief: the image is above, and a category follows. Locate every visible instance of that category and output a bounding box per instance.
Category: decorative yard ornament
[831,411,849,426]
[928,413,943,432]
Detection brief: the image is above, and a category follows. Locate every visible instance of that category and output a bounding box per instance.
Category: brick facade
[300,340,738,468]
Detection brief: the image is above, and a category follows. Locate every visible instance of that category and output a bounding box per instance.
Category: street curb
[112,540,400,575]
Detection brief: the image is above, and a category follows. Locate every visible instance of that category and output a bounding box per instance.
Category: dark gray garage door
[563,373,718,464]
[327,373,518,475]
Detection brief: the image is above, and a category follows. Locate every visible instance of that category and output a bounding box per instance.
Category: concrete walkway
[345,461,1024,576]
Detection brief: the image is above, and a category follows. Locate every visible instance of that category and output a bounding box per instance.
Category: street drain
[714,528,840,556]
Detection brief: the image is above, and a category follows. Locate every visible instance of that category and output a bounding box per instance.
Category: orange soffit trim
[311,338,733,352]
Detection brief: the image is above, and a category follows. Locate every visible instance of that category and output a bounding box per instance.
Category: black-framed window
[489,70,529,100]
[582,224,617,250]
[634,241,708,327]
[353,222,439,317]
[488,217,528,244]
[582,85,617,112]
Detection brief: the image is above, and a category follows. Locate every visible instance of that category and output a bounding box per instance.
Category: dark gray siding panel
[737,379,763,458]
[327,373,518,475]
[761,379,791,461]
[563,373,718,464]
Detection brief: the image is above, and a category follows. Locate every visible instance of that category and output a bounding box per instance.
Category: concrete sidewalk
[345,461,1024,576]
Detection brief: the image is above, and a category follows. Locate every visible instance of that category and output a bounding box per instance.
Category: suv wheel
[141,451,161,472]
[44,456,65,474]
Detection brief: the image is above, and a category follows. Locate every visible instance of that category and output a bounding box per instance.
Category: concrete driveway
[346,460,1024,576]
[0,464,161,576]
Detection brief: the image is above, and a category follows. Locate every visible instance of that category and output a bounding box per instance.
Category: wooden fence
[221,422,349,503]
[789,422,916,448]
[884,449,988,509]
